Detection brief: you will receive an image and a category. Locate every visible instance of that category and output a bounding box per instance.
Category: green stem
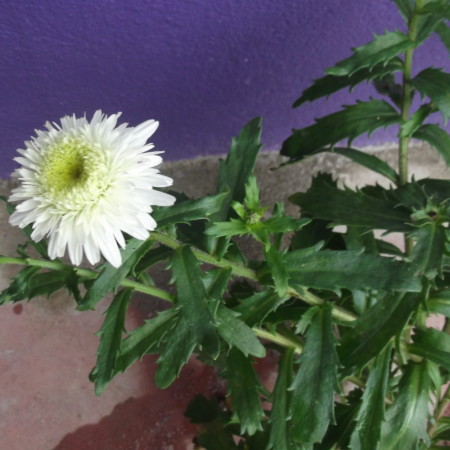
[152,232,357,322]
[254,328,303,355]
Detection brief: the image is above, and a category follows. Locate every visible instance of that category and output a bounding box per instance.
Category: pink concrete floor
[0,294,224,450]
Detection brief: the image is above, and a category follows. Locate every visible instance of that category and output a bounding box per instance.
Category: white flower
[9,110,175,268]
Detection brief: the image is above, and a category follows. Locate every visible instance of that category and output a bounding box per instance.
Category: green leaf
[289,304,339,444]
[265,247,290,297]
[380,362,431,449]
[413,124,450,165]
[410,222,447,279]
[203,267,232,299]
[435,22,450,56]
[421,0,450,20]
[206,219,248,238]
[78,238,154,311]
[268,348,295,450]
[289,174,411,231]
[349,346,391,450]
[338,293,422,373]
[428,289,450,317]
[208,117,262,256]
[260,216,311,235]
[152,192,228,227]
[0,266,40,304]
[115,309,178,373]
[412,68,450,120]
[409,327,450,371]
[90,288,131,395]
[293,59,402,107]
[284,248,421,293]
[400,103,437,138]
[326,31,414,76]
[392,0,415,21]
[171,246,220,357]
[223,348,265,435]
[281,100,401,161]
[330,147,398,183]
[235,291,291,327]
[155,316,196,389]
[215,306,266,357]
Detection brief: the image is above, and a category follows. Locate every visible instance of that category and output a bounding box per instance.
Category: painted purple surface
[0,0,448,177]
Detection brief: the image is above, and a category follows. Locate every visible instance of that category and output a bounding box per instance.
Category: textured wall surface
[1,0,448,177]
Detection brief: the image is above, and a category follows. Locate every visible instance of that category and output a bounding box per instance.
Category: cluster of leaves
[1,0,450,448]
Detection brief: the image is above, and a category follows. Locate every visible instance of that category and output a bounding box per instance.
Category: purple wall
[1,0,448,177]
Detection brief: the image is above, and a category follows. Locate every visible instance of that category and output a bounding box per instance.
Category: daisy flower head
[9,110,175,268]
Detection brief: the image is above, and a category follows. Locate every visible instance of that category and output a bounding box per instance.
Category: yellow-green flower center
[39,136,111,209]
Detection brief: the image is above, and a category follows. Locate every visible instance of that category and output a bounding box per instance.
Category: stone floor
[0,144,448,449]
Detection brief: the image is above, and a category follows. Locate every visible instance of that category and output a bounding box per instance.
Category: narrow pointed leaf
[265,247,290,297]
[428,289,450,317]
[171,246,220,357]
[116,309,178,373]
[155,316,196,388]
[392,0,415,20]
[153,192,228,227]
[413,124,450,165]
[380,362,431,449]
[412,68,450,120]
[289,174,411,231]
[400,103,437,138]
[326,31,414,76]
[293,59,402,107]
[268,348,295,450]
[350,346,391,449]
[90,288,131,395]
[435,22,450,55]
[284,248,421,292]
[208,117,262,255]
[223,348,265,435]
[79,238,154,311]
[409,328,450,371]
[410,222,447,279]
[330,147,398,183]
[215,306,266,357]
[281,100,401,161]
[421,0,450,20]
[235,291,291,327]
[339,293,422,373]
[289,304,339,444]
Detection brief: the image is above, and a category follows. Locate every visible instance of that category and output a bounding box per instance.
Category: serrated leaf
[223,348,265,435]
[289,304,339,444]
[152,192,228,227]
[350,346,391,450]
[331,147,398,183]
[392,0,415,21]
[155,316,196,389]
[133,245,173,276]
[326,31,414,76]
[171,246,220,357]
[78,238,154,311]
[380,362,431,449]
[413,123,450,165]
[90,288,131,395]
[265,247,290,297]
[261,216,310,234]
[203,267,232,299]
[410,222,447,279]
[115,308,178,373]
[281,100,401,161]
[409,327,450,371]
[268,348,295,450]
[235,291,291,327]
[338,293,422,373]
[289,174,411,231]
[293,59,402,107]
[215,306,266,357]
[208,117,262,256]
[412,68,450,120]
[206,219,248,238]
[284,248,421,292]
[435,22,450,55]
[0,266,40,304]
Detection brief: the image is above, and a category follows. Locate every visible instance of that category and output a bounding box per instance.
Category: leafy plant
[1,0,450,448]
